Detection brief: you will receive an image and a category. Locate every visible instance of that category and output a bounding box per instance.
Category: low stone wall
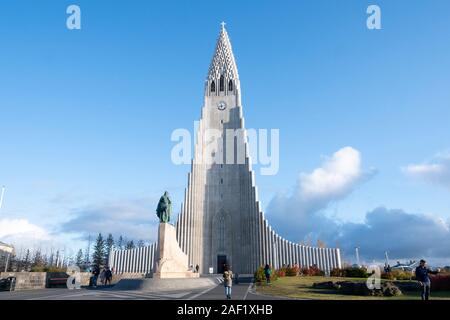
[0,272,145,291]
[78,272,144,286]
[0,272,47,290]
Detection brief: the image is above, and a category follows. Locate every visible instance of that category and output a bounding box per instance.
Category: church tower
[175,23,341,275]
[109,24,342,276]
[175,23,260,274]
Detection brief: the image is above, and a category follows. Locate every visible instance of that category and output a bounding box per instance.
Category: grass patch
[256,276,450,300]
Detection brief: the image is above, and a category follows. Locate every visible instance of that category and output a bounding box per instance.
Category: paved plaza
[0,277,281,300]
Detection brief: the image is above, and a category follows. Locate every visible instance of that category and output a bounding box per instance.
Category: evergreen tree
[125,240,135,250]
[105,233,114,265]
[75,249,84,268]
[32,249,44,269]
[92,233,106,267]
[137,240,145,247]
[117,235,124,250]
[84,235,92,266]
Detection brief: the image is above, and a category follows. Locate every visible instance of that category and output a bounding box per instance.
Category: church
[109,24,342,275]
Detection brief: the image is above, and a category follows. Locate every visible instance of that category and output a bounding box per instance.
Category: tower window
[228,80,233,91]
[211,81,216,92]
[219,75,224,92]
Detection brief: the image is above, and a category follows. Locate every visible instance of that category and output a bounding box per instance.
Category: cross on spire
[221,21,226,31]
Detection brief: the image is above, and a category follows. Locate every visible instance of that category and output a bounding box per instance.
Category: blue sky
[0,0,450,264]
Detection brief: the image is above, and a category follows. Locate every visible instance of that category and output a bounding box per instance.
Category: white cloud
[61,198,160,243]
[0,218,53,250]
[299,146,364,202]
[265,147,450,263]
[403,153,450,189]
[267,147,374,236]
[336,207,450,261]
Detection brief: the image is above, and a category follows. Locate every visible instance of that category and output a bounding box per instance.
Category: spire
[207,22,239,82]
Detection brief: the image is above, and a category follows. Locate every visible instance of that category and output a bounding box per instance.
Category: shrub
[430,274,450,291]
[301,265,325,276]
[337,281,402,297]
[330,268,345,277]
[254,266,266,283]
[30,266,67,272]
[313,281,340,290]
[382,282,402,297]
[343,267,368,278]
[254,266,278,283]
[276,269,286,277]
[285,265,300,276]
[382,270,413,280]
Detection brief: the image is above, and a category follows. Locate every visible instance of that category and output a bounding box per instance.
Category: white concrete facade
[110,25,342,275]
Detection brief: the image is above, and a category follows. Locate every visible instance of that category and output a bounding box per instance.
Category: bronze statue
[156,191,172,223]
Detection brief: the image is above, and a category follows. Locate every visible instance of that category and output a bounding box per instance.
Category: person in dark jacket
[264,264,272,284]
[105,267,113,285]
[415,259,438,300]
[92,265,100,288]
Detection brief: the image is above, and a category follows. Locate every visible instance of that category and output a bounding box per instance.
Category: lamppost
[0,186,14,272]
[0,186,5,211]
[5,253,11,272]
[355,246,361,267]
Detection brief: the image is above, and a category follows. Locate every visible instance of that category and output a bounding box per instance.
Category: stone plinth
[153,223,199,279]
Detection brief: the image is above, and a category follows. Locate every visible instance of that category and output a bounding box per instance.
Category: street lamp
[355,247,361,267]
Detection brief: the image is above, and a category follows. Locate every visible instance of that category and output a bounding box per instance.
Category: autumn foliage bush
[301,265,325,276]
[430,274,450,291]
[330,268,345,277]
[287,265,300,276]
[276,269,286,277]
[254,266,278,283]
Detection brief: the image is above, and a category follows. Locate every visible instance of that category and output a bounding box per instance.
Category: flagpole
[0,186,5,211]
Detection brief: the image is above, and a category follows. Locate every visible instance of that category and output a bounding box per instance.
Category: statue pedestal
[152,223,199,279]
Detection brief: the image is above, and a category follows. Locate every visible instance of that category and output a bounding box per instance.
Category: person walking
[105,267,113,285]
[223,264,233,300]
[264,264,272,284]
[195,264,200,273]
[92,265,100,288]
[99,268,106,286]
[415,259,438,300]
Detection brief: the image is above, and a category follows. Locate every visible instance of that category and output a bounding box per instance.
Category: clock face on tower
[217,101,227,111]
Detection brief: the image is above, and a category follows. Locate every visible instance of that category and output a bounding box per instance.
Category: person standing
[264,264,272,284]
[415,259,438,300]
[196,264,200,273]
[92,265,100,288]
[223,264,233,300]
[105,267,113,285]
[99,268,106,286]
